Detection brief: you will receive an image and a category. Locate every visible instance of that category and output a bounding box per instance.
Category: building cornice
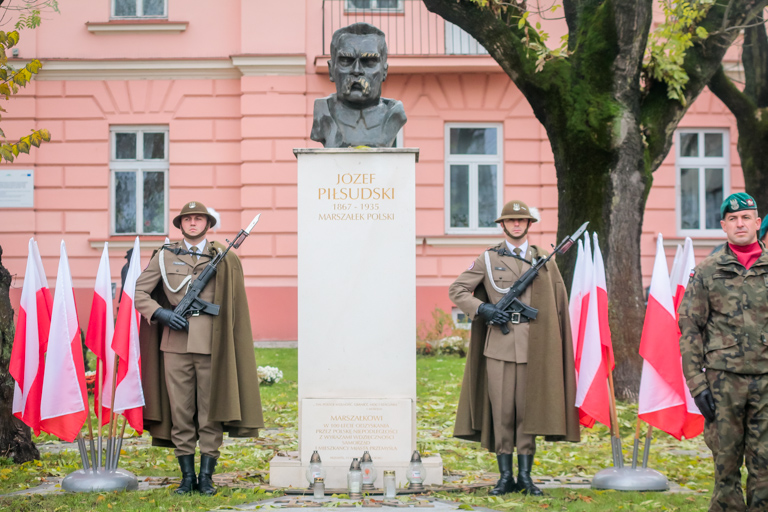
[18,55,306,81]
[86,20,189,34]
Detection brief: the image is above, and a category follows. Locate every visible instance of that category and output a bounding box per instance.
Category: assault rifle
[173,214,261,326]
[494,221,589,335]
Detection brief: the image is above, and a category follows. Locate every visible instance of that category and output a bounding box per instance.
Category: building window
[112,0,167,18]
[445,124,503,234]
[346,0,403,11]
[110,127,169,235]
[676,129,729,236]
[444,21,488,55]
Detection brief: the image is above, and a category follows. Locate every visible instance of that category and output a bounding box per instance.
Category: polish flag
[671,238,695,313]
[39,241,88,442]
[593,234,615,371]
[111,237,144,433]
[573,234,592,383]
[84,244,116,426]
[568,239,586,374]
[638,235,703,440]
[10,239,52,435]
[668,245,682,298]
[574,234,611,429]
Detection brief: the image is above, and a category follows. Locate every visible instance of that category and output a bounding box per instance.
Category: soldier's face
[502,219,530,242]
[181,214,208,239]
[330,34,386,109]
[720,211,761,246]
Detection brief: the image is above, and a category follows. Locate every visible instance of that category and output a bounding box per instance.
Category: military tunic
[679,243,768,512]
[450,242,538,455]
[135,240,223,458]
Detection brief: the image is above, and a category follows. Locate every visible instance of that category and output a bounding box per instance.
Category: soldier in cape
[449,200,580,496]
[135,201,264,495]
[679,192,768,512]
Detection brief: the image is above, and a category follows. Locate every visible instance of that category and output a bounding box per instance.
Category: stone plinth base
[269,453,442,489]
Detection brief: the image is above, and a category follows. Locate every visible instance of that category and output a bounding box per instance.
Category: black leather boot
[516,454,543,496]
[198,454,218,495]
[489,454,516,495]
[174,454,197,495]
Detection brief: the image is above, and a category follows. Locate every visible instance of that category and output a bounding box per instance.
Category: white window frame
[675,128,730,237]
[110,125,169,236]
[444,123,504,235]
[111,0,168,19]
[345,0,404,12]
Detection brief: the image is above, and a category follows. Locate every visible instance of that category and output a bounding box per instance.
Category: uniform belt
[506,312,529,324]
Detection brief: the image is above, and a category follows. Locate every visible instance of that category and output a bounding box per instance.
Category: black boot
[174,454,197,495]
[489,454,516,495]
[198,454,218,495]
[516,454,543,496]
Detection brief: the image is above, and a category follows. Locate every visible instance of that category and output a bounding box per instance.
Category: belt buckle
[191,311,200,317]
[510,312,521,324]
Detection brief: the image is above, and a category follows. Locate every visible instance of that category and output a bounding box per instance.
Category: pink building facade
[0,0,744,340]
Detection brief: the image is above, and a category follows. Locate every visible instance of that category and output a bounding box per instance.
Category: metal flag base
[591,467,669,492]
[62,468,139,493]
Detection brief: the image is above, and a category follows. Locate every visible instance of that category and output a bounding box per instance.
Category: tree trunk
[708,17,768,215]
[0,245,40,463]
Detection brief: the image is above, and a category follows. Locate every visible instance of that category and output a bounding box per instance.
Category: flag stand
[591,416,668,492]
[61,352,138,492]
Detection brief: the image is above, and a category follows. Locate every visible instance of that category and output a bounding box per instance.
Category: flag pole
[97,362,103,470]
[112,416,127,471]
[607,370,623,467]
[85,400,96,472]
[75,432,91,471]
[642,423,654,468]
[631,417,643,468]
[106,352,119,471]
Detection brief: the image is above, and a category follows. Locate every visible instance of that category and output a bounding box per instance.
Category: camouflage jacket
[678,243,768,397]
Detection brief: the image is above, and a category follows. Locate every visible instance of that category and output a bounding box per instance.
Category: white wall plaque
[0,170,34,208]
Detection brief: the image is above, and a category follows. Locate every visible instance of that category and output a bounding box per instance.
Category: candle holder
[360,451,377,491]
[347,457,363,499]
[406,450,425,492]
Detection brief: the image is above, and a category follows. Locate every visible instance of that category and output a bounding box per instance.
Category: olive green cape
[139,242,264,447]
[453,246,580,451]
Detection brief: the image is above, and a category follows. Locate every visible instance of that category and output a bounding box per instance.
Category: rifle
[173,214,261,326]
[493,221,589,335]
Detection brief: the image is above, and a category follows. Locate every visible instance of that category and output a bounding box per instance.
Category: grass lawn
[0,349,714,511]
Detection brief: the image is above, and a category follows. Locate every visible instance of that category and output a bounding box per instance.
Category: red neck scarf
[729,241,762,270]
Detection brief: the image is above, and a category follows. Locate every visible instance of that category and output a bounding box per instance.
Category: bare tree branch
[709,65,756,118]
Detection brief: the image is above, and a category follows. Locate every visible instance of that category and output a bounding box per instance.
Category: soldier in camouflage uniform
[679,192,768,512]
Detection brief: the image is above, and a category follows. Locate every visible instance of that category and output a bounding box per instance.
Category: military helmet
[495,200,538,223]
[172,201,218,229]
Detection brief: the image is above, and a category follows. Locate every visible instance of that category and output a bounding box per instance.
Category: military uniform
[135,239,223,458]
[450,241,537,456]
[449,200,579,497]
[679,192,768,512]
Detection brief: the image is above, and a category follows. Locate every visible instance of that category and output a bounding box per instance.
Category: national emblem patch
[468,261,475,270]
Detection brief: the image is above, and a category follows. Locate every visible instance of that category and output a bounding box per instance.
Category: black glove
[694,388,716,423]
[477,303,511,325]
[152,308,188,331]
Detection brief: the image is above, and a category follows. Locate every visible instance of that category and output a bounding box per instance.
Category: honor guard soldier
[679,193,768,511]
[135,201,264,495]
[449,200,579,496]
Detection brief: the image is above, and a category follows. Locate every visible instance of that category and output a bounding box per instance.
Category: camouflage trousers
[704,369,768,512]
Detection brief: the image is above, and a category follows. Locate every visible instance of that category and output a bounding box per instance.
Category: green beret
[721,192,757,219]
[760,215,768,241]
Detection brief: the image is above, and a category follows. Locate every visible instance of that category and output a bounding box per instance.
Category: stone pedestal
[269,148,442,489]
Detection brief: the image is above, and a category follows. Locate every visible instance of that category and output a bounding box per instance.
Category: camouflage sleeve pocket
[704,331,739,353]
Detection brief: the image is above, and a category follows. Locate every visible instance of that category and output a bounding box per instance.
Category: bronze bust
[311,23,407,148]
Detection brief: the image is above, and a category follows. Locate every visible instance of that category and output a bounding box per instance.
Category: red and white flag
[39,241,88,442]
[10,239,52,435]
[574,234,611,429]
[568,239,586,373]
[593,233,615,372]
[573,234,592,386]
[671,238,695,313]
[638,235,703,440]
[84,244,116,426]
[669,245,682,298]
[111,237,144,433]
